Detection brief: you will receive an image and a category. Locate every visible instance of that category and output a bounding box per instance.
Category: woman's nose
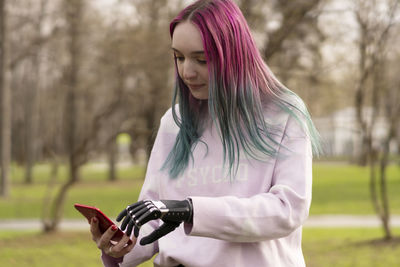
[182,61,197,80]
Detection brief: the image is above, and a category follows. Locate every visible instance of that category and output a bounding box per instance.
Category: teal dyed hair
[163,0,321,178]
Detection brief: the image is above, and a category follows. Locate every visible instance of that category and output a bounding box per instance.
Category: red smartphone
[74,203,132,245]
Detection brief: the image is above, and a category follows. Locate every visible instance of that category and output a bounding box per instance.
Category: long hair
[163,0,321,178]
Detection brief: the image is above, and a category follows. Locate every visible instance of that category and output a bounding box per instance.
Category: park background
[0,0,399,266]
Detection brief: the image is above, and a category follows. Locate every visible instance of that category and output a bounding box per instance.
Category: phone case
[74,203,132,245]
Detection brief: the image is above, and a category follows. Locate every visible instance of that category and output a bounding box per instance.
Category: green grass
[9,162,145,184]
[1,162,400,266]
[0,230,153,267]
[0,163,146,219]
[311,163,400,214]
[303,228,400,267]
[0,228,399,267]
[1,162,399,219]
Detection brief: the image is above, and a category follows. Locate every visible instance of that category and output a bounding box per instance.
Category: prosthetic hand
[116,199,193,245]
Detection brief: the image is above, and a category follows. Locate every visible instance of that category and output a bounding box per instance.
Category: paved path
[305,215,400,228]
[1,215,400,230]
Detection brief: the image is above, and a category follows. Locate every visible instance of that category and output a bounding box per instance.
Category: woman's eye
[197,59,207,64]
[175,55,184,62]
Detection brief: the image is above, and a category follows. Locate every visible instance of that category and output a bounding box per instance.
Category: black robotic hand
[116,199,193,245]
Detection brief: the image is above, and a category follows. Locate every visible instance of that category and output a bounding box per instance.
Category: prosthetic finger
[120,206,147,231]
[126,220,135,237]
[134,225,140,238]
[135,208,161,227]
[117,200,145,222]
[128,203,147,215]
[132,206,151,221]
[127,200,145,212]
[118,201,147,229]
[120,213,132,231]
[116,209,128,222]
[140,221,181,246]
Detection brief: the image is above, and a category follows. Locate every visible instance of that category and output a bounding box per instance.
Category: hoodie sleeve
[185,115,313,242]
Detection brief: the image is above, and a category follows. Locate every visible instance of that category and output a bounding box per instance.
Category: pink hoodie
[103,104,312,267]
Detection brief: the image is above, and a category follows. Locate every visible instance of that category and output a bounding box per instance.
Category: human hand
[116,199,193,245]
[90,217,136,258]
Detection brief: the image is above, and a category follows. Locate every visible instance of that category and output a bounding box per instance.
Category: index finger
[98,225,119,249]
[89,217,102,241]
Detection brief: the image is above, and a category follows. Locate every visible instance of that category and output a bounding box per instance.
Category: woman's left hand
[90,217,136,258]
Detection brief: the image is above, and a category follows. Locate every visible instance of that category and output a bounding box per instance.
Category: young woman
[90,0,321,266]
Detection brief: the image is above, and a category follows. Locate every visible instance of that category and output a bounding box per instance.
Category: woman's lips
[188,84,204,90]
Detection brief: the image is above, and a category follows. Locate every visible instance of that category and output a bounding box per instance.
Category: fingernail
[112,225,118,231]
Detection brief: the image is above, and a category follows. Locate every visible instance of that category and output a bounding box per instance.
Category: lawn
[0,228,399,267]
[0,163,146,219]
[0,162,400,266]
[302,227,400,267]
[0,230,152,267]
[0,162,399,219]
[311,163,400,215]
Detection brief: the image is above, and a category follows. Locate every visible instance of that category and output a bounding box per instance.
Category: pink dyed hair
[164,0,320,178]
[170,0,282,100]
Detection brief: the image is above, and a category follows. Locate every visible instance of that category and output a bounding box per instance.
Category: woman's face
[172,21,209,100]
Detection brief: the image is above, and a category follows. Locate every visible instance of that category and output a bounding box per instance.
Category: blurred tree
[263,0,323,61]
[107,136,118,181]
[6,0,61,185]
[118,0,181,164]
[42,0,85,232]
[137,0,174,161]
[378,51,400,241]
[0,0,11,198]
[239,0,266,30]
[238,0,327,115]
[23,0,47,184]
[271,0,325,110]
[41,0,146,230]
[353,0,399,240]
[95,31,129,182]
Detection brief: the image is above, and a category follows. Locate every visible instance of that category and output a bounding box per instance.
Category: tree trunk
[42,0,83,232]
[354,18,370,166]
[41,156,59,228]
[0,0,11,198]
[43,162,79,232]
[24,59,39,184]
[376,116,398,240]
[24,0,45,184]
[108,137,118,181]
[379,154,392,240]
[369,154,381,220]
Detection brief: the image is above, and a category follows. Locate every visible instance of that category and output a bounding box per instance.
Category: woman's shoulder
[262,102,289,125]
[262,96,308,139]
[159,105,180,135]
